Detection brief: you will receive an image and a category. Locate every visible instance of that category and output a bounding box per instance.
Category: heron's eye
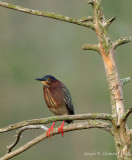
[48,78,50,81]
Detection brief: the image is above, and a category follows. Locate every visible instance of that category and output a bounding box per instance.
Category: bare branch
[121,77,131,86]
[0,113,113,133]
[7,125,48,153]
[0,121,112,160]
[92,0,112,54]
[80,16,93,22]
[121,108,132,122]
[91,0,132,158]
[129,129,132,139]
[105,16,116,28]
[0,1,95,30]
[82,44,100,53]
[113,37,131,49]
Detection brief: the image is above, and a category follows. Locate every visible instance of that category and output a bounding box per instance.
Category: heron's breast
[44,87,69,115]
[44,88,57,108]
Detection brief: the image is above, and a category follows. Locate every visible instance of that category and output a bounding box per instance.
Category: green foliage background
[0,0,132,160]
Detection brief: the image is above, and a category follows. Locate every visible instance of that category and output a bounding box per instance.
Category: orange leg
[46,122,55,138]
[58,121,65,136]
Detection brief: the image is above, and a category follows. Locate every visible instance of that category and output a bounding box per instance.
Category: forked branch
[7,125,48,153]
[0,121,112,160]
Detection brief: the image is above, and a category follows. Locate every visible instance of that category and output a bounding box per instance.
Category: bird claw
[46,128,53,138]
[46,122,55,138]
[58,121,65,137]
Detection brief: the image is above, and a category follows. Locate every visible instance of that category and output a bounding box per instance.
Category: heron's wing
[62,84,74,115]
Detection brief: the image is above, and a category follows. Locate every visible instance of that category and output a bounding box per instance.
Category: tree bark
[91,0,132,159]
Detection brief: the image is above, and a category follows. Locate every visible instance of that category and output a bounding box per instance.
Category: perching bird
[36,75,74,137]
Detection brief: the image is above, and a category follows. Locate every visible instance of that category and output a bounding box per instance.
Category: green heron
[36,75,74,138]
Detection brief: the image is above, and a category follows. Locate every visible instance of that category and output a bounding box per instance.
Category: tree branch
[113,37,131,49]
[7,125,48,153]
[91,0,132,159]
[105,16,116,28]
[121,108,132,122]
[0,1,95,30]
[80,16,93,22]
[121,77,131,86]
[0,113,113,133]
[0,121,112,160]
[129,129,132,139]
[82,44,100,53]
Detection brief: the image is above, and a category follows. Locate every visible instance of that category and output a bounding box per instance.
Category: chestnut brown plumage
[36,75,74,137]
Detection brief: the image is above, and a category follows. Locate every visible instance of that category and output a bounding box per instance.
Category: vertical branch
[90,0,132,160]
[92,0,124,124]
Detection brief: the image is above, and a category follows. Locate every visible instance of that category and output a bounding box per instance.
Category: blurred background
[0,0,132,159]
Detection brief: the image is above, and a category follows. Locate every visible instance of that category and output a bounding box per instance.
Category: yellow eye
[48,78,50,81]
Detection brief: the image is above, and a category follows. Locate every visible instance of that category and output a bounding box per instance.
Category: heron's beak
[35,78,46,81]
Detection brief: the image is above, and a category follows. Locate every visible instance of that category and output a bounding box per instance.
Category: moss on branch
[0,113,113,133]
[121,77,131,86]
[82,44,100,53]
[113,37,131,49]
[121,108,132,122]
[0,1,95,30]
